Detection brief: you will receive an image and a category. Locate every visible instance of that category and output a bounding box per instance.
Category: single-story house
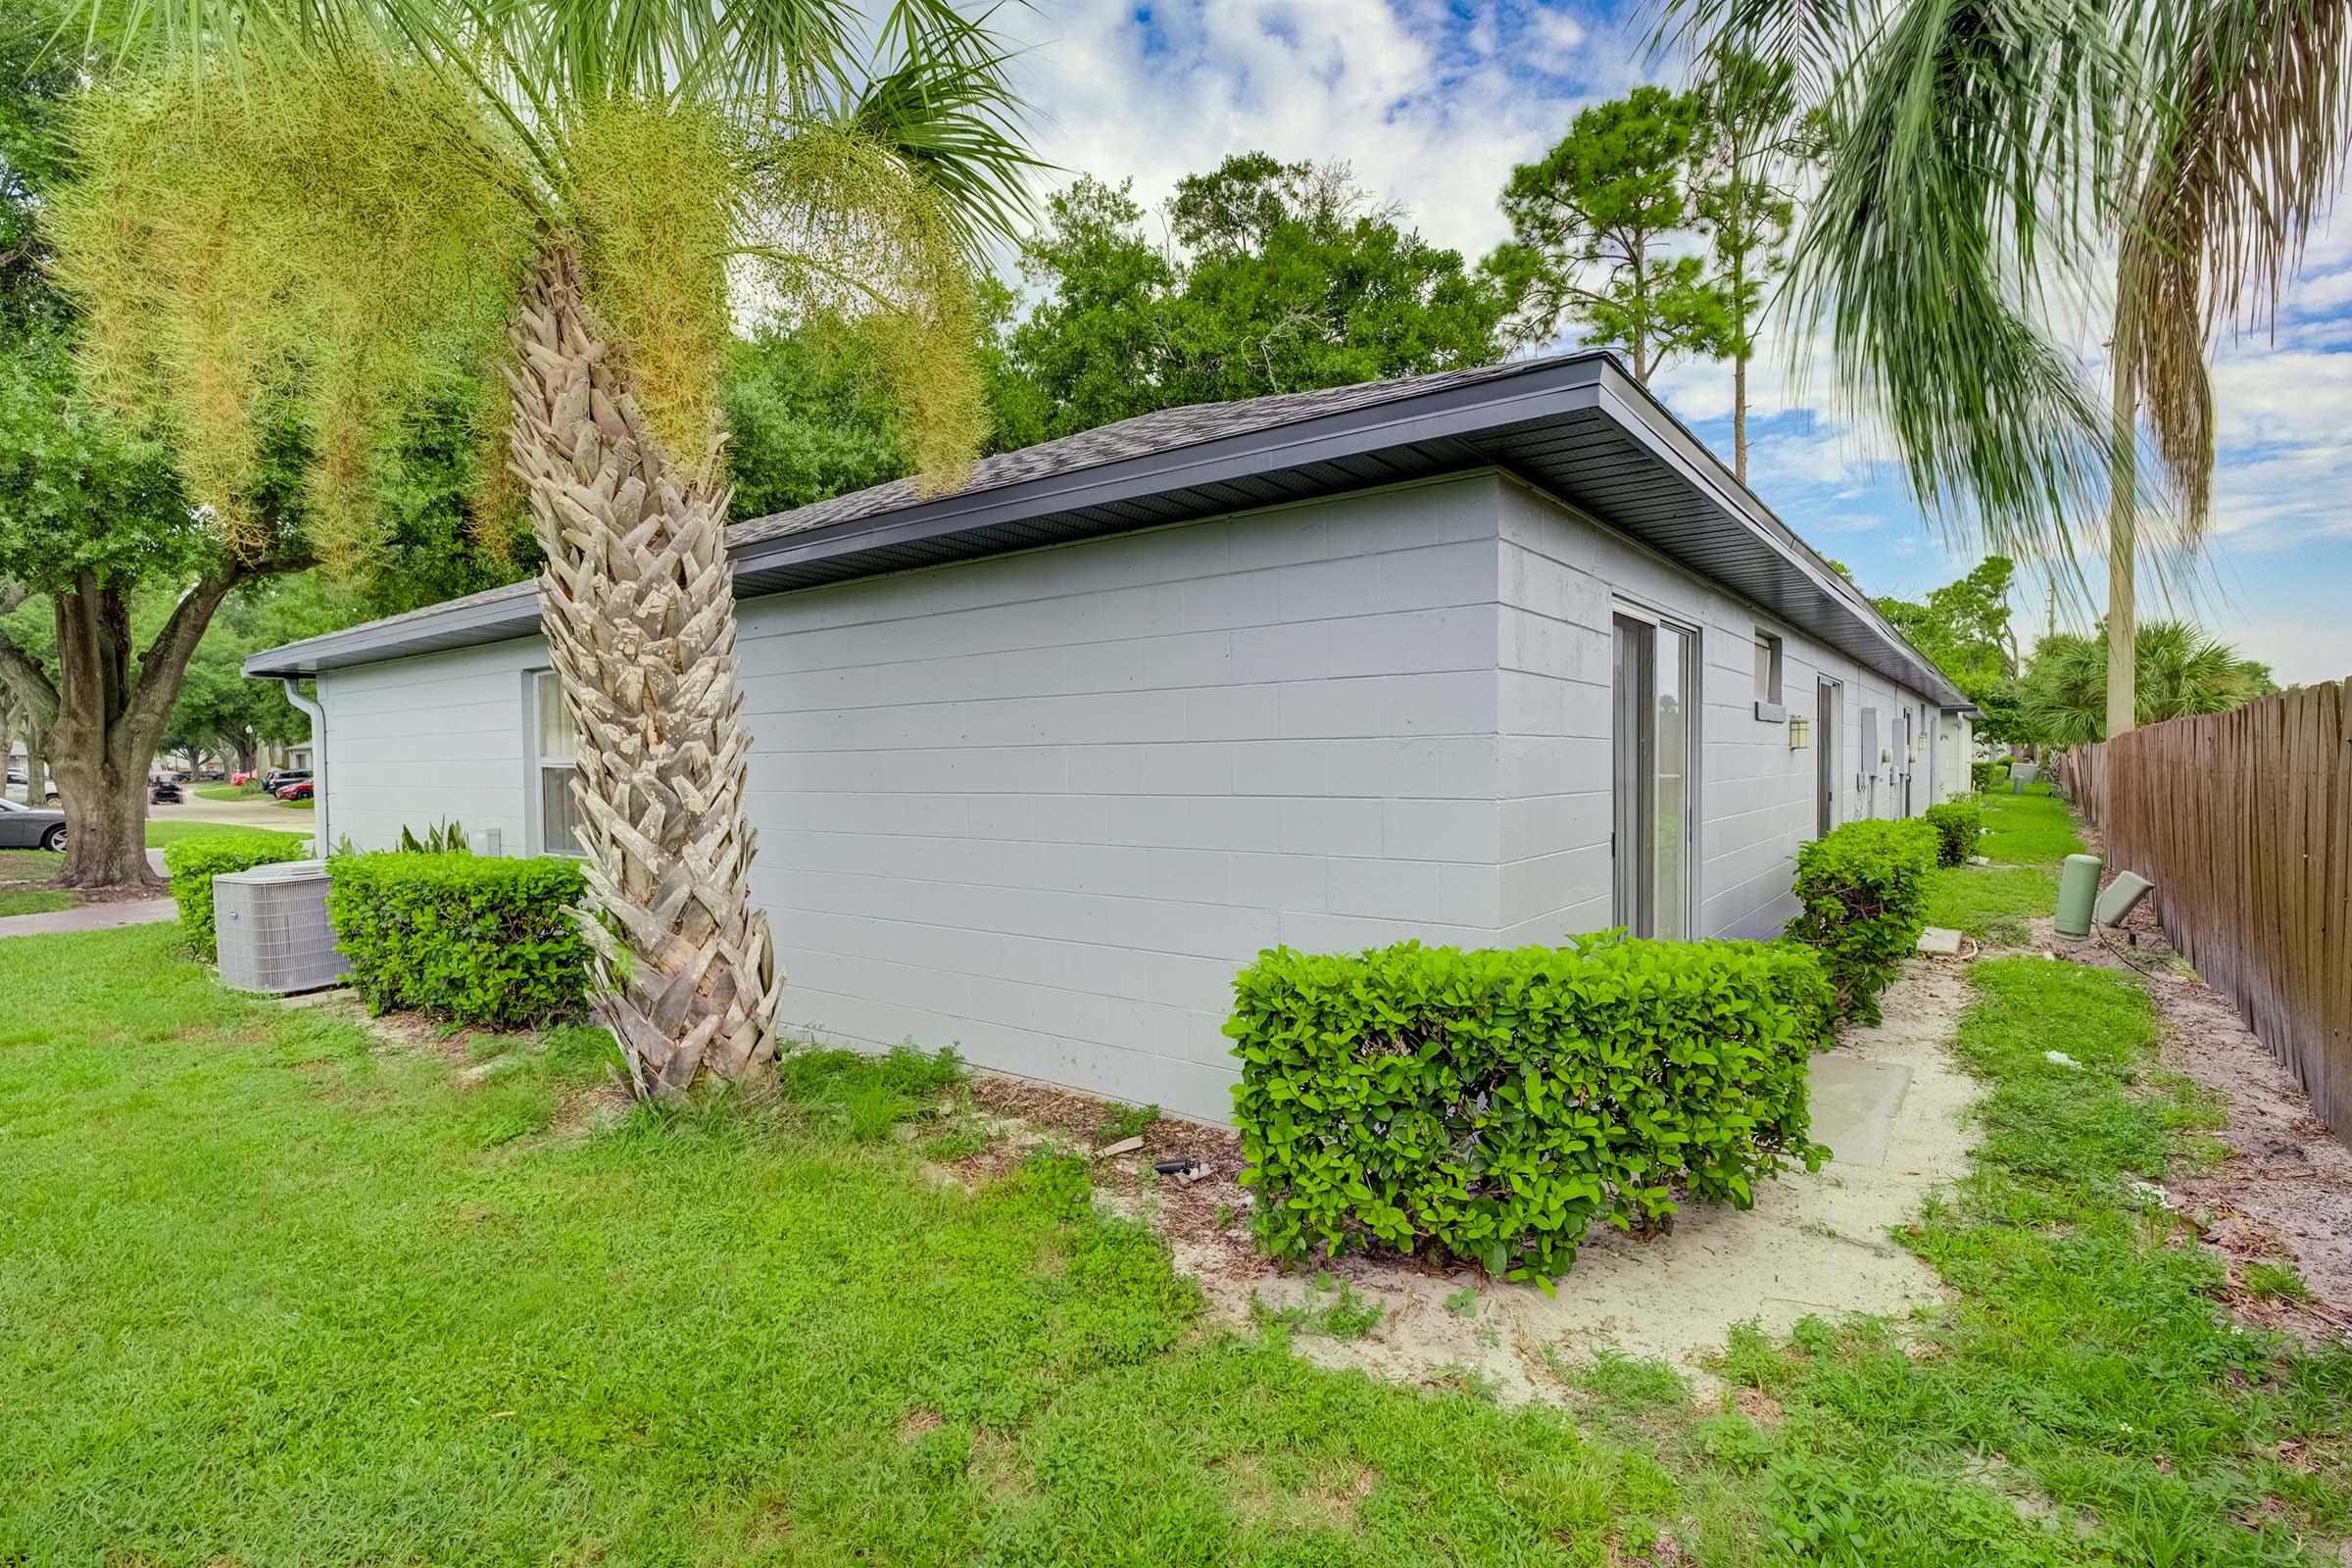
[246,353,1971,1122]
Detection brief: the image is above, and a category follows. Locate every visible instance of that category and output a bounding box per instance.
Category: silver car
[0,798,68,853]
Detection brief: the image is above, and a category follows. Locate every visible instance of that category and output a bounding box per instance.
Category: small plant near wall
[1227,933,1834,1286]
[1921,802,1983,867]
[1783,820,1937,1023]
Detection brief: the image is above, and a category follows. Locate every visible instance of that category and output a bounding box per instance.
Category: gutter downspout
[280,678,328,855]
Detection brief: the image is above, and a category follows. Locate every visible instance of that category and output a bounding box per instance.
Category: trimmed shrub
[1227,933,1836,1284]
[326,852,589,1028]
[1971,760,2009,793]
[164,834,311,959]
[1783,819,1937,1023]
[1922,801,1983,867]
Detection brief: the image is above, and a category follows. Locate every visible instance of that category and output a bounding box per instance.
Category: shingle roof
[728,359,1547,550]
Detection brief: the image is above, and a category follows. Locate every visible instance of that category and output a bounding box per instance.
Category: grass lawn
[0,848,77,918]
[0,886,74,916]
[5,814,2345,1563]
[0,925,1669,1565]
[1923,865,2058,946]
[1915,784,2083,945]
[1976,783,2086,864]
[144,819,311,854]
[278,795,316,810]
[195,782,264,802]
[1684,958,2351,1563]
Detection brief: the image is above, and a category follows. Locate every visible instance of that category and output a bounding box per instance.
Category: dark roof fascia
[722,358,1609,588]
[242,356,1613,679]
[1588,375,1965,706]
[245,352,1966,706]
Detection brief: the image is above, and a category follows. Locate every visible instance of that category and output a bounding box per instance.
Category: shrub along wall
[1783,818,1937,1023]
[1922,801,1983,868]
[326,853,589,1028]
[1227,933,1835,1285]
[164,835,312,959]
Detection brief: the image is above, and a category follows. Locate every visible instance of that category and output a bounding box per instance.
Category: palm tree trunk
[506,243,782,1098]
[2106,345,2139,740]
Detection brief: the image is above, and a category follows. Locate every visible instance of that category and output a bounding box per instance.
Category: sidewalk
[0,896,174,939]
[0,850,175,940]
[148,797,317,833]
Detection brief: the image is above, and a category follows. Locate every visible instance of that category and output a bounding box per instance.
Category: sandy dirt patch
[959,957,1979,1400]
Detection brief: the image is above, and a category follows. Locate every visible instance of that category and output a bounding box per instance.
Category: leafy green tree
[723,318,920,518]
[58,0,1036,1096]
[1488,85,1726,385]
[163,580,341,774]
[994,176,1182,449]
[1689,51,1820,480]
[2019,620,2275,747]
[1875,557,2027,744]
[996,155,1508,446]
[0,5,311,882]
[1669,1,2349,736]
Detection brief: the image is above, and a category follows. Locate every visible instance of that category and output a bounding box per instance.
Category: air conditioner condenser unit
[214,859,353,994]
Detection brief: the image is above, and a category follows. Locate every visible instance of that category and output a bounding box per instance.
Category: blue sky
[999,0,2352,685]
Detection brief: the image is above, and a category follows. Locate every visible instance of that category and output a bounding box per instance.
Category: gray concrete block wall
[309,466,1947,1124]
[317,637,541,855]
[1493,478,1940,947]
[737,473,1511,1120]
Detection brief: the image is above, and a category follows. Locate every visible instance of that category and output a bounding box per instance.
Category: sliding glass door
[1611,611,1695,940]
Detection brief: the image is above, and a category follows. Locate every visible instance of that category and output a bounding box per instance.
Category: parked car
[151,778,185,805]
[276,779,315,802]
[261,767,309,794]
[0,798,68,853]
[230,771,252,787]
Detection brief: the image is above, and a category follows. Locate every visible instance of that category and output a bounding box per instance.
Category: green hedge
[1971,760,2009,793]
[1922,801,1983,867]
[164,834,312,959]
[1227,933,1836,1284]
[1783,819,1937,1023]
[326,852,590,1028]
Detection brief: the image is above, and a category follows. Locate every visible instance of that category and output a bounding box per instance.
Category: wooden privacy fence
[2063,678,2351,1149]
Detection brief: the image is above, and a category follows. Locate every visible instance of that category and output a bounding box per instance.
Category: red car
[276,779,315,802]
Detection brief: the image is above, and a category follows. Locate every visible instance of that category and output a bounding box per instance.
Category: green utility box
[2055,853,2103,938]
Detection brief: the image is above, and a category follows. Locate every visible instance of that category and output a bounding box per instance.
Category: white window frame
[1752,629,1786,720]
[524,668,581,858]
[1609,598,1701,940]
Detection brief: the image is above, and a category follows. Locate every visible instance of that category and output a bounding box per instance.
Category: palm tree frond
[2125,0,2352,531]
[1647,0,1867,108]
[1782,0,2153,562]
[840,0,1042,251]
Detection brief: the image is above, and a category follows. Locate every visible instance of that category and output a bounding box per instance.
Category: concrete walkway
[0,849,176,939]
[0,896,175,939]
[1170,956,1981,1399]
[148,797,317,833]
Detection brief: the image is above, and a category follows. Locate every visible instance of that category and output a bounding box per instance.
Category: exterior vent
[215,859,353,994]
